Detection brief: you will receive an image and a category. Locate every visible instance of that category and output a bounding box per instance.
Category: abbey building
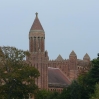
[26,13,90,92]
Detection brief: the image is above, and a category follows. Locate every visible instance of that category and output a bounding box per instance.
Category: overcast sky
[0,0,99,60]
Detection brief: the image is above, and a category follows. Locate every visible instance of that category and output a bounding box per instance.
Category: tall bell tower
[29,12,45,52]
[28,13,49,90]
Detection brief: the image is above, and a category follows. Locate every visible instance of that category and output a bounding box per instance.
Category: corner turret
[69,50,77,81]
[56,54,64,61]
[69,50,77,59]
[83,53,90,61]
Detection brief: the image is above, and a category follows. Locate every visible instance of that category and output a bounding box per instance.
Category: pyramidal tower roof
[83,53,90,59]
[56,54,64,61]
[30,12,44,31]
[69,50,76,56]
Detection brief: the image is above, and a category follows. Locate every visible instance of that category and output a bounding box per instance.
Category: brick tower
[28,13,49,89]
[69,51,77,81]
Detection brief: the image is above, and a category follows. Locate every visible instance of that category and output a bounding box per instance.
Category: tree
[48,91,60,99]
[60,87,71,99]
[84,55,99,95]
[35,90,60,99]
[0,46,40,99]
[69,80,84,99]
[35,89,51,99]
[90,83,99,99]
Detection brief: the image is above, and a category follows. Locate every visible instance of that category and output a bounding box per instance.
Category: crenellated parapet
[48,51,90,81]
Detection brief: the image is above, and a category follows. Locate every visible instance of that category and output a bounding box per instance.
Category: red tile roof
[30,13,44,31]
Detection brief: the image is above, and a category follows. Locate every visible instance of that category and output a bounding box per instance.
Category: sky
[0,0,99,60]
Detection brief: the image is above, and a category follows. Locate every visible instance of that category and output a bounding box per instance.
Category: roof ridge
[59,69,71,83]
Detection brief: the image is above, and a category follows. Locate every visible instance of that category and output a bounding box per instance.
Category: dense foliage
[90,83,99,99]
[0,46,40,99]
[35,90,60,99]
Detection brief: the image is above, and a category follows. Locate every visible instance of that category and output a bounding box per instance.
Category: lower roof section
[48,67,70,88]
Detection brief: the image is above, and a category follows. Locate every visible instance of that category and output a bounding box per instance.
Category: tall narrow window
[41,37,44,52]
[34,37,36,52]
[30,37,33,52]
[38,37,40,51]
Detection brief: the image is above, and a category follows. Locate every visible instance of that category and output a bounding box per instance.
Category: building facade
[26,13,90,91]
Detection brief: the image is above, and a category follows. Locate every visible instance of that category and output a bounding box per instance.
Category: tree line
[0,46,99,99]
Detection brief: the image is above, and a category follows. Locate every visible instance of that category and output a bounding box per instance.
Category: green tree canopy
[35,89,51,99]
[90,83,99,99]
[60,87,71,99]
[0,46,40,99]
[85,55,99,95]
